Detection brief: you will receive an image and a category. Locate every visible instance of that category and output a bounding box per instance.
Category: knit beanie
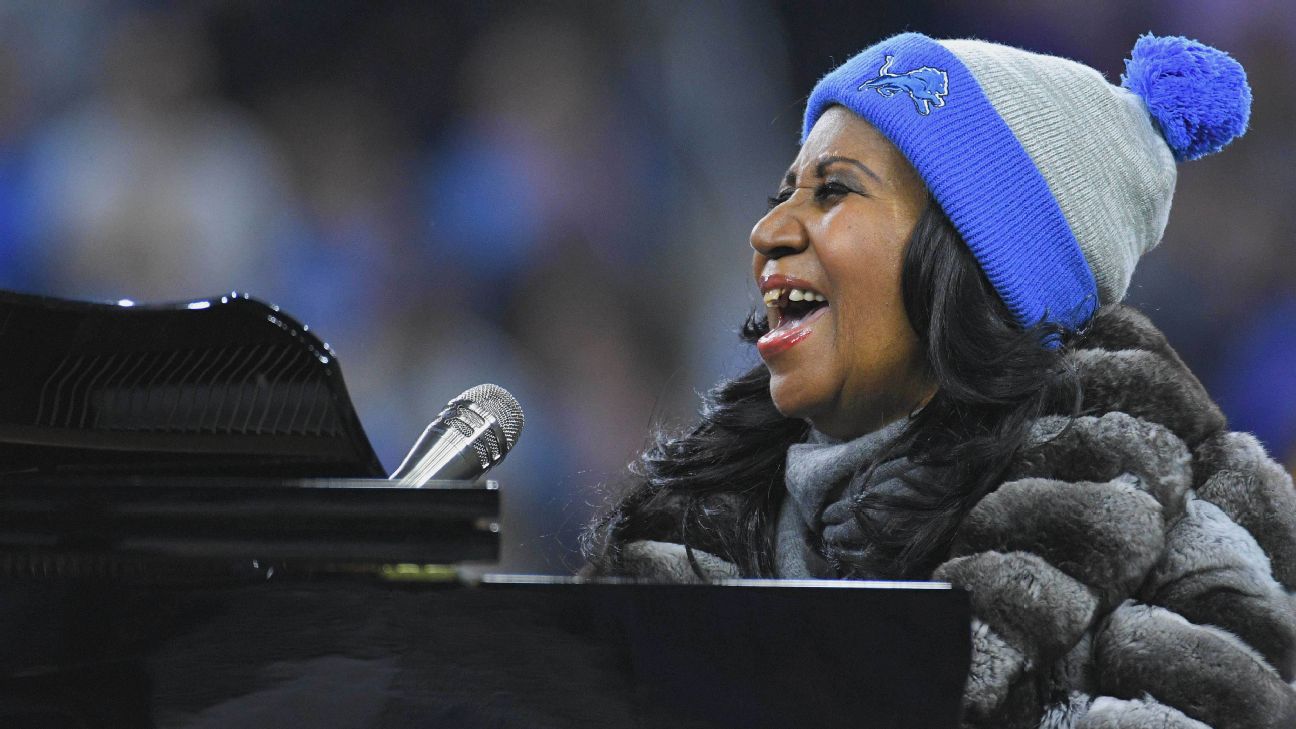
[803,33,1251,334]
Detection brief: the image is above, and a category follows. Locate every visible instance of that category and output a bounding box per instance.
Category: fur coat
[594,305,1296,729]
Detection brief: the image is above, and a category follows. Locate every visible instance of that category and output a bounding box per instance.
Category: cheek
[828,252,907,341]
[826,239,917,375]
[834,296,914,385]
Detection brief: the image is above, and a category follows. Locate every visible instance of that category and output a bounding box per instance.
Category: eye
[766,188,794,211]
[813,181,853,202]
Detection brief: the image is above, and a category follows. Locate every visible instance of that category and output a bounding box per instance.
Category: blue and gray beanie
[803,33,1251,334]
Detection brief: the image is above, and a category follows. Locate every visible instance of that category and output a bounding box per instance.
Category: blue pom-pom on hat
[1121,33,1252,162]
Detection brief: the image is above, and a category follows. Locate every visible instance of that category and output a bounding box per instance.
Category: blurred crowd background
[0,0,1292,572]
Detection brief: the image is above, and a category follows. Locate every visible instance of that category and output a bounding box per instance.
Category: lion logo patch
[859,55,949,115]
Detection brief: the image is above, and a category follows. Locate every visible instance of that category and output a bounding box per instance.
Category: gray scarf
[775,418,918,578]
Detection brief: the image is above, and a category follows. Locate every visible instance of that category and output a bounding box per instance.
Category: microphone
[389,384,525,486]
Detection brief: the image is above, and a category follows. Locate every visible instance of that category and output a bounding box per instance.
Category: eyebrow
[782,155,883,186]
[817,156,882,183]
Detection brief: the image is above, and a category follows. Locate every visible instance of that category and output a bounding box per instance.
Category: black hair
[582,197,1081,579]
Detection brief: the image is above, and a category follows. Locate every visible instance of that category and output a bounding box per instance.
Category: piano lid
[0,290,384,478]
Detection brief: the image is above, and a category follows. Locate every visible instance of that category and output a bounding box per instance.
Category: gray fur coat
[601,305,1296,729]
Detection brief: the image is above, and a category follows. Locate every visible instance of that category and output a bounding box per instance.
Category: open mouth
[756,282,829,359]
[763,285,829,331]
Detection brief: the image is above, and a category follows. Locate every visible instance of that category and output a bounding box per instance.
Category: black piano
[0,291,971,728]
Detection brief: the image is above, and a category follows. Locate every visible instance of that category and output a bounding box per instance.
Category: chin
[767,372,828,423]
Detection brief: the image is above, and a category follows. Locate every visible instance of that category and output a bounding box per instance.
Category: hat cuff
[803,32,1098,333]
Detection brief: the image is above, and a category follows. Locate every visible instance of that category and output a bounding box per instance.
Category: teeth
[762,287,827,307]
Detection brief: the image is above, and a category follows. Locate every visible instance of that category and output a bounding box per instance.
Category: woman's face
[750,106,934,439]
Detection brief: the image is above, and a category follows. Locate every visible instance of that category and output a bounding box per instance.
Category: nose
[750,201,808,261]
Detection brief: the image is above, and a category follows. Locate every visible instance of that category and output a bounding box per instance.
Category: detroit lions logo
[859,55,949,115]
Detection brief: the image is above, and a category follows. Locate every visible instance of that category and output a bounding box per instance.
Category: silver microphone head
[390,384,525,485]
[456,383,525,450]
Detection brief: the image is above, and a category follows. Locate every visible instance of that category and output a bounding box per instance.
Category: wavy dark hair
[582,196,1083,579]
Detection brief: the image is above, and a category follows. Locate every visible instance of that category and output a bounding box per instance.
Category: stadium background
[0,0,1291,571]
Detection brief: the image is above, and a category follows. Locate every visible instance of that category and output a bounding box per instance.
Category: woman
[583,32,1296,729]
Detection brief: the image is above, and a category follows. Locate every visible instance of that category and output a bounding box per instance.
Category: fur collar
[930,304,1296,728]
[1055,304,1224,447]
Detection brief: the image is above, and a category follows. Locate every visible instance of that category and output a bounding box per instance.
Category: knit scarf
[775,418,918,578]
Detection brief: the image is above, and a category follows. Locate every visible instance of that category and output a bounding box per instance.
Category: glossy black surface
[0,476,499,578]
[0,576,971,729]
[0,290,384,477]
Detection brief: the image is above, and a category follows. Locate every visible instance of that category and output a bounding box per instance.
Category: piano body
[0,290,970,728]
